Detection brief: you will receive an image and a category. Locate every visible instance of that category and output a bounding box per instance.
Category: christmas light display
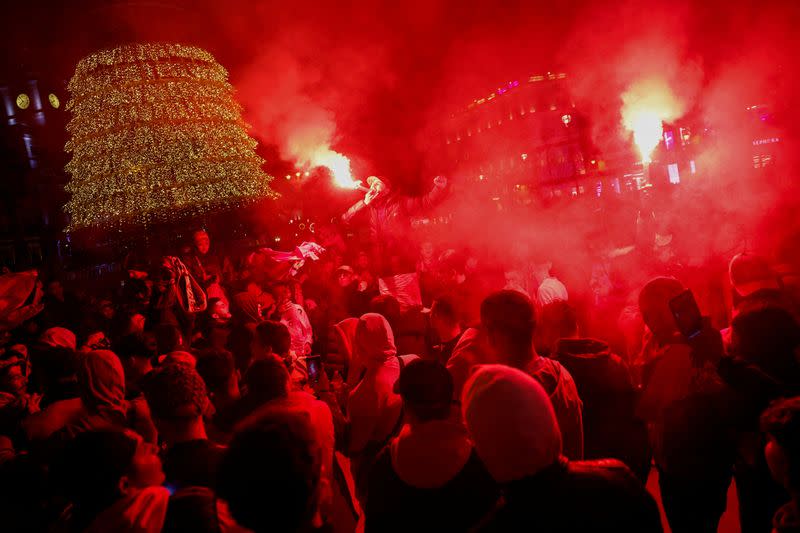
[64,43,276,231]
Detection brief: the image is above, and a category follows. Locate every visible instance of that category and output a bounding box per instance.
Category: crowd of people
[0,224,799,533]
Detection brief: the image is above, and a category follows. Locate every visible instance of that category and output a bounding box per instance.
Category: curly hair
[142,362,207,420]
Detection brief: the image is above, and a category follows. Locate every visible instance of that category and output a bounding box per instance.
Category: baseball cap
[336,265,354,275]
[729,253,780,298]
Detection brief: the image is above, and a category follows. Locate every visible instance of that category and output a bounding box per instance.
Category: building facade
[441,73,601,206]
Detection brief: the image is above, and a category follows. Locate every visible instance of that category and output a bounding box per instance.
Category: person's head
[430,296,461,340]
[196,349,240,408]
[39,327,77,351]
[0,357,26,397]
[364,175,388,205]
[354,313,397,368]
[245,281,263,297]
[98,299,115,321]
[252,321,292,360]
[78,350,127,415]
[420,241,435,261]
[638,277,685,342]
[217,407,323,533]
[142,363,208,444]
[729,253,780,302]
[336,266,356,288]
[462,365,562,484]
[208,298,231,323]
[389,254,404,273]
[369,294,401,329]
[113,333,155,390]
[244,356,291,404]
[154,323,184,355]
[535,301,579,356]
[55,428,164,512]
[731,306,800,379]
[761,397,800,494]
[356,251,371,271]
[480,290,536,366]
[112,311,147,337]
[46,279,64,301]
[396,359,453,423]
[193,229,211,255]
[79,330,111,353]
[123,277,151,307]
[232,292,262,324]
[271,281,292,305]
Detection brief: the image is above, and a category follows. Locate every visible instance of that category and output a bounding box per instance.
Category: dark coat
[476,458,663,533]
[553,338,650,480]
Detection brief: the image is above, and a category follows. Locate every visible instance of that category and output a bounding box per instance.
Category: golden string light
[64,43,276,231]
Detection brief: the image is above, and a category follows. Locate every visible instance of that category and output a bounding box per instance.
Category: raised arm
[401,175,448,214]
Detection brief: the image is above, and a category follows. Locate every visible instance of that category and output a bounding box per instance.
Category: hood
[354,313,397,368]
[79,350,127,417]
[448,327,492,401]
[333,318,359,360]
[232,292,261,324]
[391,420,473,489]
[0,270,43,331]
[40,327,77,350]
[555,338,611,359]
[462,365,561,483]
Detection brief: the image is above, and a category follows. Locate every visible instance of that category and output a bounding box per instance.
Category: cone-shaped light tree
[64,43,276,232]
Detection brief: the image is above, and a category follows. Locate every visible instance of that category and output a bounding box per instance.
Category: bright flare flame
[621,79,682,164]
[628,110,663,164]
[311,149,358,189]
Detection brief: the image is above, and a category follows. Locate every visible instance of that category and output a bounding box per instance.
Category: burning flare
[621,79,682,164]
[311,149,359,189]
[627,110,663,164]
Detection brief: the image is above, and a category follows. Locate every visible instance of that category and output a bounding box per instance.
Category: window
[664,130,675,150]
[668,163,680,184]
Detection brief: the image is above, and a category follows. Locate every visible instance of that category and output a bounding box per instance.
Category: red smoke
[47,0,800,269]
[210,0,799,275]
